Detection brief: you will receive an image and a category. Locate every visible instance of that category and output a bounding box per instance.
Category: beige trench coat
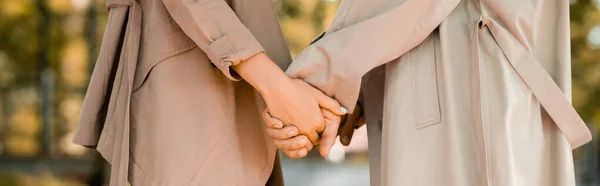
[71,0,291,185]
[286,0,593,185]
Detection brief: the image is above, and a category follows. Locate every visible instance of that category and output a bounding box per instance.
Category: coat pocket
[410,32,441,129]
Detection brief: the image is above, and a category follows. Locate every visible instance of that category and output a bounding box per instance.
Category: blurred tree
[570,0,600,185]
[571,0,600,123]
[0,0,105,185]
[0,0,596,185]
[276,0,340,57]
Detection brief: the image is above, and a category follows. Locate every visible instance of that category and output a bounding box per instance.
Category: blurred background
[0,0,598,185]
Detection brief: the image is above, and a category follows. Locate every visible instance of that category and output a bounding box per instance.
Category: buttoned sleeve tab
[162,0,265,80]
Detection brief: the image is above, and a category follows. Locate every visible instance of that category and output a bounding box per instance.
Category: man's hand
[338,103,365,146]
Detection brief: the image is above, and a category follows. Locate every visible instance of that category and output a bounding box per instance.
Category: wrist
[232,52,291,96]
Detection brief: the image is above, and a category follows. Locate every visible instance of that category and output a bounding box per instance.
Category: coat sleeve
[161,0,265,80]
[285,0,460,112]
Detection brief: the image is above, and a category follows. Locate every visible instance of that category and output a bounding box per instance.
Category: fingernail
[288,129,297,137]
[298,150,307,157]
[322,149,330,157]
[299,138,307,146]
[342,136,350,144]
[274,122,283,129]
[340,106,348,114]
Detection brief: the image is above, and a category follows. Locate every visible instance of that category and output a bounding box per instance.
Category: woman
[71,0,345,185]
[266,0,592,185]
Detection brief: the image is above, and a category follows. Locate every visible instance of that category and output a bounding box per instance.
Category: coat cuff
[206,28,265,81]
[286,46,362,113]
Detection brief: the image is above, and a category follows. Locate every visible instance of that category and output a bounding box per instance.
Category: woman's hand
[232,53,345,144]
[264,103,364,158]
[262,79,331,145]
[263,108,341,158]
[262,109,313,158]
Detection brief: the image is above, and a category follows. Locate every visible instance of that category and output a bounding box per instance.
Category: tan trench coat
[71,0,291,185]
[286,0,593,185]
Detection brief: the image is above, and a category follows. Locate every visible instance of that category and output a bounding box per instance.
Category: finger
[339,114,359,146]
[273,135,311,150]
[355,115,366,129]
[339,103,364,146]
[319,109,341,157]
[322,109,341,132]
[307,111,326,137]
[306,129,321,146]
[312,91,346,116]
[282,148,308,159]
[263,108,283,129]
[353,103,366,128]
[273,136,314,152]
[297,135,314,151]
[295,79,346,116]
[267,126,298,140]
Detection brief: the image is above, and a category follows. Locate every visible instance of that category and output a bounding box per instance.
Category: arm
[285,0,460,112]
[161,0,264,80]
[161,0,346,144]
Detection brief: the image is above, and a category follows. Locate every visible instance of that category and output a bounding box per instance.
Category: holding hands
[231,52,363,158]
[261,79,347,145]
[263,90,365,159]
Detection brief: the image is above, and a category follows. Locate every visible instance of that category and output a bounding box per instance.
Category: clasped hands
[261,79,364,158]
[231,53,364,158]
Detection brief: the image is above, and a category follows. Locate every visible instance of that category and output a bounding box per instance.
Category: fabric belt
[470,15,490,186]
[106,0,133,10]
[481,17,592,149]
[470,13,592,186]
[96,0,141,186]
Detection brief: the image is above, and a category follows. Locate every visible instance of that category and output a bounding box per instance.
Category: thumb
[319,109,341,157]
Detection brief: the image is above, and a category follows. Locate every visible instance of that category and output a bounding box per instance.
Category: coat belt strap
[484,18,592,149]
[106,0,133,10]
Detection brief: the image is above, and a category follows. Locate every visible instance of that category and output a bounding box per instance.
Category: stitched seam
[129,155,162,186]
[481,27,492,186]
[190,1,243,67]
[139,15,174,51]
[146,13,170,34]
[416,35,442,128]
[338,0,356,29]
[189,1,246,68]
[133,44,197,91]
[223,28,244,65]
[155,44,197,66]
[182,128,235,184]
[482,39,493,186]
[192,2,224,46]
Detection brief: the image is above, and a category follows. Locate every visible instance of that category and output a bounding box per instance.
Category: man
[266,0,592,185]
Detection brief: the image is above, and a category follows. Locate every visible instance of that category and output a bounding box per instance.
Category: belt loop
[106,0,133,11]
[476,0,490,28]
[479,15,491,29]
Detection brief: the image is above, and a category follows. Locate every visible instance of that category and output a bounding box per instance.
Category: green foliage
[0,0,597,184]
[570,0,600,123]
